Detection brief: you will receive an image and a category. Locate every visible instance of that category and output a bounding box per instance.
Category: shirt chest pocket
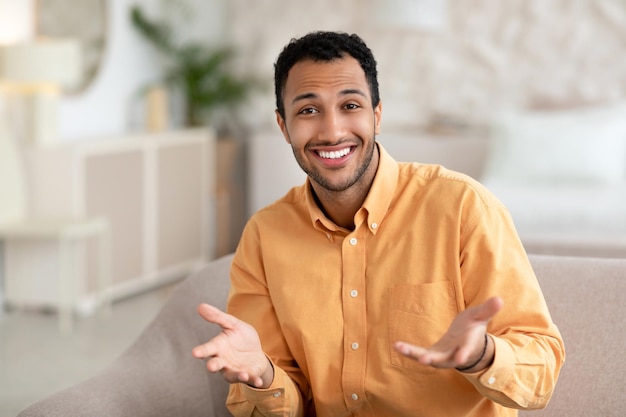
[388,281,458,373]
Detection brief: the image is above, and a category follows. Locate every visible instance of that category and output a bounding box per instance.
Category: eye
[344,103,361,110]
[298,107,318,115]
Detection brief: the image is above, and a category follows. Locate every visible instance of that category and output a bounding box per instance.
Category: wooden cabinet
[4,128,215,313]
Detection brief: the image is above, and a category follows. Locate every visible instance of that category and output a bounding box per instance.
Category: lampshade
[0,39,82,145]
[0,0,34,44]
[0,39,82,90]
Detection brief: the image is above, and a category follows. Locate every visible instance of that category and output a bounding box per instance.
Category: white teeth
[318,147,350,159]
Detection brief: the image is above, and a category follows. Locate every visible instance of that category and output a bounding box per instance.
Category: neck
[311,145,380,230]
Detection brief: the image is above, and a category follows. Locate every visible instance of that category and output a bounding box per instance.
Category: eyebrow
[291,89,368,105]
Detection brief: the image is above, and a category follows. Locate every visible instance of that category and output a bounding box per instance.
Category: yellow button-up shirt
[225,143,564,417]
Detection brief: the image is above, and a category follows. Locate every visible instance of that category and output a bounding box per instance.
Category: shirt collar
[304,141,399,235]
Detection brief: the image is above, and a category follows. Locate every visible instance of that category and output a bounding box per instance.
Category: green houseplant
[130,4,258,130]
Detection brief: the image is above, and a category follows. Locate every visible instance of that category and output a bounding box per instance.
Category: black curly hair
[274,31,380,119]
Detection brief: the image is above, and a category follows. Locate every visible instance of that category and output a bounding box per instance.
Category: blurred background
[1,0,625,415]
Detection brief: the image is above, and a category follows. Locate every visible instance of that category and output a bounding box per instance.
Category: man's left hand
[393,296,503,372]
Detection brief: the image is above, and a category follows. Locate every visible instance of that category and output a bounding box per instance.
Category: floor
[0,284,176,417]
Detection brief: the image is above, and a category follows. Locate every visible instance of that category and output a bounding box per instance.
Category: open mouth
[316,146,352,160]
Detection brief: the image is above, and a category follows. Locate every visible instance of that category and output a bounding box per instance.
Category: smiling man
[192,31,564,417]
[277,53,380,228]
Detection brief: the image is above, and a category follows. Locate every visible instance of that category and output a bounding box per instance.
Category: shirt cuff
[462,335,515,391]
[241,357,288,406]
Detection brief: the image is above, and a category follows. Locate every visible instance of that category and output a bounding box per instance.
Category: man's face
[276,56,382,193]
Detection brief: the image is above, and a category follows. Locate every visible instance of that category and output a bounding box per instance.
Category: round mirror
[35,0,106,94]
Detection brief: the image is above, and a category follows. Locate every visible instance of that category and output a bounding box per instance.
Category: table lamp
[0,38,82,145]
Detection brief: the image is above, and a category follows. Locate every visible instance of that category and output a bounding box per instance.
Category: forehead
[283,56,369,100]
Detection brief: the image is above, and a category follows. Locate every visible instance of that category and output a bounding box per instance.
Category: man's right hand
[192,303,274,389]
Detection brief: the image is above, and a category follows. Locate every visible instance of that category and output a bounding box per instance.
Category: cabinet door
[84,150,144,289]
[157,142,208,269]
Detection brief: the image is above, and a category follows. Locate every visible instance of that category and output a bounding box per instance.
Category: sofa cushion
[483,182,626,257]
[482,103,626,185]
[484,183,626,235]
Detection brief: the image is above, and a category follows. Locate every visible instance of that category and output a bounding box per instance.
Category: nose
[317,109,345,143]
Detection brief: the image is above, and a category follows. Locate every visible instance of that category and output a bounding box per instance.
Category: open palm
[192,303,273,388]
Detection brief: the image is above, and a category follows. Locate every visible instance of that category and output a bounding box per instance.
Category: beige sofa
[17,253,626,417]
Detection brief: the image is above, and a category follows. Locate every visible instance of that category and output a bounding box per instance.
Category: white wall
[230,0,626,132]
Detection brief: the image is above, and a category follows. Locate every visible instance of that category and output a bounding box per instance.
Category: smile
[317,147,352,159]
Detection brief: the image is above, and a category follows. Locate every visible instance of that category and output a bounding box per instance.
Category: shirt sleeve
[226,357,306,417]
[458,193,566,409]
[224,218,309,417]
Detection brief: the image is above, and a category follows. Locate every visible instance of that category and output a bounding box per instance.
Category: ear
[275,110,291,144]
[374,101,382,135]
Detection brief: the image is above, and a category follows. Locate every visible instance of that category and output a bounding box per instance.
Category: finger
[232,371,262,388]
[396,341,463,368]
[394,342,433,365]
[192,341,218,359]
[209,364,249,385]
[248,374,264,388]
[205,356,227,373]
[197,303,239,330]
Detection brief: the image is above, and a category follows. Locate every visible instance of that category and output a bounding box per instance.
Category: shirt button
[350,289,358,298]
[371,222,378,229]
[351,342,359,350]
[351,393,359,401]
[349,237,358,245]
[273,392,282,398]
[488,376,496,385]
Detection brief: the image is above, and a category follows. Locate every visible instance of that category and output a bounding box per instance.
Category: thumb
[472,296,504,323]
[197,303,238,330]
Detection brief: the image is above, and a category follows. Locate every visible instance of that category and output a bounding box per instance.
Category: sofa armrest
[16,353,228,417]
[521,255,626,417]
[17,255,234,417]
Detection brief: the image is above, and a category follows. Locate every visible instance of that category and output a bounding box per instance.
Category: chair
[16,253,626,417]
[0,112,111,333]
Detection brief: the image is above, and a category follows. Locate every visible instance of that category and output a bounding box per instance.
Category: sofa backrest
[380,133,490,180]
[521,254,626,417]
